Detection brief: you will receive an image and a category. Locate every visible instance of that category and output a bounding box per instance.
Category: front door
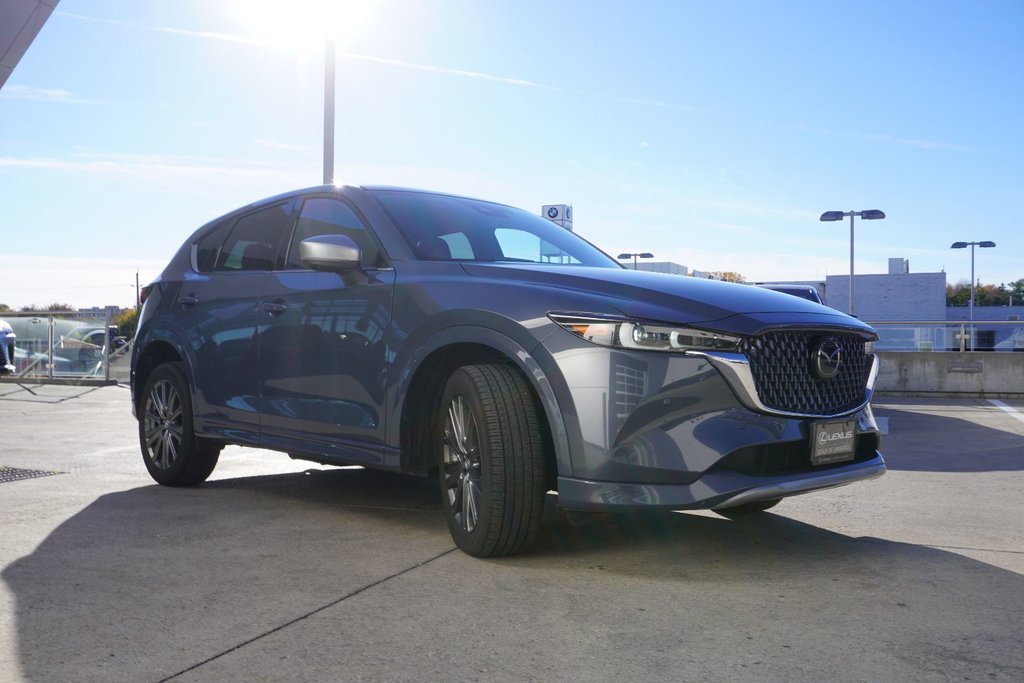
[256,196,395,465]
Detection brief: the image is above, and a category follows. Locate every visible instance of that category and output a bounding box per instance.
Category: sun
[228,0,372,51]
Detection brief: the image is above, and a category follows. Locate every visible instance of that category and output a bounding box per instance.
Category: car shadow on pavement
[873,407,1024,472]
[4,467,1024,682]
[0,383,105,403]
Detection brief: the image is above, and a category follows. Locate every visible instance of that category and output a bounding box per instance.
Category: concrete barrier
[875,351,1024,397]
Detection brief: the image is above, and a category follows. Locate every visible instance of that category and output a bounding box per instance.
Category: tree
[1010,278,1024,302]
[45,302,76,312]
[708,271,746,283]
[947,279,1020,306]
[114,308,139,339]
[975,284,1009,306]
[0,303,11,313]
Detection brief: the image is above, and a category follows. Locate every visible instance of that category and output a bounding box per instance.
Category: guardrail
[0,311,125,384]
[2,315,1020,395]
[867,321,1024,396]
[867,320,1024,353]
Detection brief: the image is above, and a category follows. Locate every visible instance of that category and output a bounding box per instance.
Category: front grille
[739,331,870,416]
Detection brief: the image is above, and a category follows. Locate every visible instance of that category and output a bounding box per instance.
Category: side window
[286,198,380,269]
[215,203,291,272]
[194,220,233,273]
[440,233,474,259]
[495,228,581,264]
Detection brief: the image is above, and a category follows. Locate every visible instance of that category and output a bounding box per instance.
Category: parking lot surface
[1,383,1022,682]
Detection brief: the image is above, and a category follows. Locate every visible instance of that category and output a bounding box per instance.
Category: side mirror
[299,234,362,272]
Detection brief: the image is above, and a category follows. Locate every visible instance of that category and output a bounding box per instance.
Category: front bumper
[556,454,885,511]
[545,338,884,512]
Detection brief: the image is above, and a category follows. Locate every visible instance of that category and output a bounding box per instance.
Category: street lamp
[323,37,335,184]
[951,240,996,350]
[617,252,654,270]
[819,209,886,316]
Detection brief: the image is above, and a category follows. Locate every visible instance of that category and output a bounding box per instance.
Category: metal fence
[0,311,131,383]
[2,312,1022,388]
[867,320,1024,353]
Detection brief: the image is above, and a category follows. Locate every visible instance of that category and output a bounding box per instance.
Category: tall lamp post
[617,252,654,270]
[323,37,335,185]
[951,240,996,351]
[819,209,886,316]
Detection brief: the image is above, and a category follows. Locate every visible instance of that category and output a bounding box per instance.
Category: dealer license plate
[810,420,857,465]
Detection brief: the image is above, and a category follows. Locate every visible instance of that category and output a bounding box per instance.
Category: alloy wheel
[443,394,482,533]
[143,378,184,470]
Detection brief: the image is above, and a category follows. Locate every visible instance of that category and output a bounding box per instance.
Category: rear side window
[285,197,381,268]
[194,220,232,273]
[216,203,292,272]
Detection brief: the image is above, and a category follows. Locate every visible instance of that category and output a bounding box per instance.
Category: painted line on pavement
[987,399,1024,426]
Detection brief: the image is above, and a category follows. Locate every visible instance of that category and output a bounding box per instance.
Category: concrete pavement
[1,384,1022,682]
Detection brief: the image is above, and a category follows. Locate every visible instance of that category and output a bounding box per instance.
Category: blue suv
[131,185,885,557]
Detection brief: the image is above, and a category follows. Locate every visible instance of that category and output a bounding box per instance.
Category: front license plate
[811,420,857,465]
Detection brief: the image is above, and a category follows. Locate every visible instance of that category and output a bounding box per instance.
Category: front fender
[387,319,577,479]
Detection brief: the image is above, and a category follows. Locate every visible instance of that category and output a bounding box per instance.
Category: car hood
[461,264,874,337]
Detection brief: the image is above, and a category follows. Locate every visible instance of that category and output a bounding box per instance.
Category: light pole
[617,252,654,270]
[951,240,996,351]
[323,37,335,184]
[819,209,886,316]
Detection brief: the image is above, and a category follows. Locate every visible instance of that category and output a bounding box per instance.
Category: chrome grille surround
[694,330,878,419]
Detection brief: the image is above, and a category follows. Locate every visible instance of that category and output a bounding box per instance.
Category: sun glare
[229,0,372,50]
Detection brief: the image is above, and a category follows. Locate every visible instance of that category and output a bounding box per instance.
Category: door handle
[260,301,288,315]
[177,294,199,307]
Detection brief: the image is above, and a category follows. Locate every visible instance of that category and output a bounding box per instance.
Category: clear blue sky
[2,0,1022,309]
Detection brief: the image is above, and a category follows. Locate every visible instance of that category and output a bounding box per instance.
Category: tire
[439,364,547,558]
[138,362,221,486]
[714,497,782,518]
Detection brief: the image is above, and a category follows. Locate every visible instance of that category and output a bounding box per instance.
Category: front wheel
[138,362,221,486]
[439,364,547,558]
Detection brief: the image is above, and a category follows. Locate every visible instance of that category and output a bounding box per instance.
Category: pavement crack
[925,543,1024,556]
[156,546,457,682]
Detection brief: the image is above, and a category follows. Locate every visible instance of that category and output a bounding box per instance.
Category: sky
[1,0,1022,310]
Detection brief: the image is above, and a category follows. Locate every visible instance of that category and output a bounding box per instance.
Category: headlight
[549,314,740,353]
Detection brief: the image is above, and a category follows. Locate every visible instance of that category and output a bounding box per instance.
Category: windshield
[370,189,620,267]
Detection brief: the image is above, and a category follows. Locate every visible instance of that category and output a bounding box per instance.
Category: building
[636,261,689,276]
[73,306,127,321]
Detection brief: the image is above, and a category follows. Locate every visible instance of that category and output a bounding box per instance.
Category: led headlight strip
[549,314,740,353]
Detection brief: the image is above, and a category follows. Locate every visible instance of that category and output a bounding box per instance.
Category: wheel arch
[394,326,573,485]
[131,332,189,416]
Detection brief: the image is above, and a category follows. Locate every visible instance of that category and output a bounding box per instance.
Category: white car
[0,319,15,374]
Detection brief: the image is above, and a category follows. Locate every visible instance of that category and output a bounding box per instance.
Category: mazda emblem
[812,337,843,380]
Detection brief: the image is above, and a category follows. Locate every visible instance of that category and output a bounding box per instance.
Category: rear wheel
[138,362,221,486]
[714,497,782,518]
[439,364,547,557]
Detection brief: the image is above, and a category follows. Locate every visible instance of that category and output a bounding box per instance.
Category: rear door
[256,195,395,465]
[177,200,294,441]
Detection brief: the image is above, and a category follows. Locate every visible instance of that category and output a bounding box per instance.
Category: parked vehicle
[755,283,824,304]
[0,319,14,374]
[131,185,885,557]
